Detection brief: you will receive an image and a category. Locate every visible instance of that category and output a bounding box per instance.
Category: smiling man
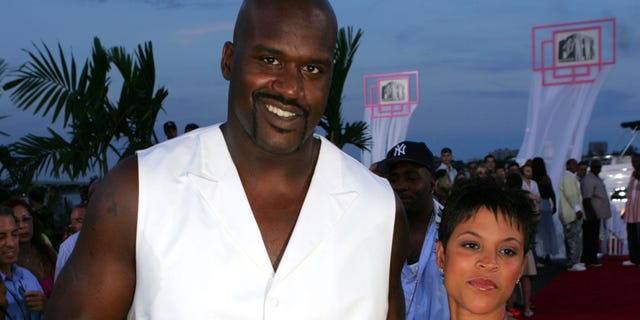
[0,205,46,320]
[46,1,407,319]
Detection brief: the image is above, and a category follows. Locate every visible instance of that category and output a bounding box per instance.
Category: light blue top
[402,199,449,320]
[1,264,43,320]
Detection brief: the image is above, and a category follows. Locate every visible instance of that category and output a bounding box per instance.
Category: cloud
[173,23,233,36]
[448,89,529,100]
[170,23,234,43]
[82,0,239,10]
[140,0,239,9]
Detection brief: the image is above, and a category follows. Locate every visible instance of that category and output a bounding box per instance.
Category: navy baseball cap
[377,141,435,174]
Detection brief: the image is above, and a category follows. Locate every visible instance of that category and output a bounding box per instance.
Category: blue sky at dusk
[1,0,639,171]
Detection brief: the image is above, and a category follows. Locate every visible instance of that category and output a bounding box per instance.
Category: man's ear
[221,41,234,80]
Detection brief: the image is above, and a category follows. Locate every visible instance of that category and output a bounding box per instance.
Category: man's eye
[303,65,320,74]
[263,57,280,65]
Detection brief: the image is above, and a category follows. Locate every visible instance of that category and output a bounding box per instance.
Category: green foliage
[319,26,371,151]
[2,37,168,185]
[0,59,9,137]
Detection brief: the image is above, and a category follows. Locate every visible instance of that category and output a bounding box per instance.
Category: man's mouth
[2,250,17,258]
[266,104,297,118]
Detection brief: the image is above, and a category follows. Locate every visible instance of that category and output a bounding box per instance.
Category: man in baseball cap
[380,140,449,319]
[378,141,435,175]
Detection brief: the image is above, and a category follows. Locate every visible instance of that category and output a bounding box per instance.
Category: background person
[623,153,640,266]
[163,121,178,140]
[54,204,87,282]
[531,157,559,262]
[0,205,47,320]
[558,159,585,271]
[437,147,458,183]
[2,198,57,297]
[580,159,611,267]
[379,141,449,319]
[184,123,199,133]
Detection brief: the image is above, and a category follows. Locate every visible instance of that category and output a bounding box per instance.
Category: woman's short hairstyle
[438,178,536,254]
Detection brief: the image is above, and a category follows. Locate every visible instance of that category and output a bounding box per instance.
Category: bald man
[46,1,407,318]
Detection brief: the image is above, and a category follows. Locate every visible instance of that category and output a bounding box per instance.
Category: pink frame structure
[363,71,419,119]
[532,18,616,86]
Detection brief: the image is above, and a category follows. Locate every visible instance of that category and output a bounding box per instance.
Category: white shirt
[437,163,458,182]
[54,232,79,282]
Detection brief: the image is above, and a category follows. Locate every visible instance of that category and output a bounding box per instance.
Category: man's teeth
[266,105,296,118]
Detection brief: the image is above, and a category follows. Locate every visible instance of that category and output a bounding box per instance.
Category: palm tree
[0,58,12,180]
[319,26,371,151]
[0,58,9,137]
[2,37,168,186]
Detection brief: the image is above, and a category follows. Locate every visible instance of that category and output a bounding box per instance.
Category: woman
[531,157,560,260]
[3,197,57,297]
[436,179,536,320]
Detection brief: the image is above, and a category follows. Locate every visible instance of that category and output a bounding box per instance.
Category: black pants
[628,222,640,264]
[581,218,601,265]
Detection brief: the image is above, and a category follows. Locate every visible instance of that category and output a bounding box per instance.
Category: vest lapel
[274,137,357,280]
[188,128,274,275]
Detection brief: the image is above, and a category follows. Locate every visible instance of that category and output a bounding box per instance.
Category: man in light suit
[558,158,585,271]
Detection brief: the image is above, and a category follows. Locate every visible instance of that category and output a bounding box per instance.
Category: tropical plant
[0,58,9,137]
[0,58,11,180]
[2,37,168,186]
[319,26,371,151]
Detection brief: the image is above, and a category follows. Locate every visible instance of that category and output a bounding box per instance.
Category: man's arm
[45,156,139,319]
[387,194,408,320]
[581,177,597,220]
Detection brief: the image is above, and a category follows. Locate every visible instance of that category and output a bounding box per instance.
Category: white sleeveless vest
[128,124,396,319]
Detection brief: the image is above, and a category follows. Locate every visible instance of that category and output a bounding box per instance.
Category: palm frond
[2,42,87,127]
[0,115,9,137]
[320,26,368,151]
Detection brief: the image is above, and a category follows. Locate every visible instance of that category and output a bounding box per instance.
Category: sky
[1,0,639,177]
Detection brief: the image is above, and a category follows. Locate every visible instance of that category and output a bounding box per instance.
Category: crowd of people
[0,180,96,319]
[0,0,638,319]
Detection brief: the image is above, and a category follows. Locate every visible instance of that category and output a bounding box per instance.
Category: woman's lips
[468,278,498,291]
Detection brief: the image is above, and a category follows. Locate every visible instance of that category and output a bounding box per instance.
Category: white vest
[128,124,396,319]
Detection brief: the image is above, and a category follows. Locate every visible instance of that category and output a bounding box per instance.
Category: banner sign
[363,71,419,119]
[532,18,616,86]
[361,71,420,167]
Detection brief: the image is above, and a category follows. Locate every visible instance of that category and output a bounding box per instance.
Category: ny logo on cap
[394,144,407,157]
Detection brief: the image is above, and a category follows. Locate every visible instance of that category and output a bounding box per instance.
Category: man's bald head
[232,0,337,45]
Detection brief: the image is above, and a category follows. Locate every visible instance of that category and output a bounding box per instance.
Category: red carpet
[527,256,640,320]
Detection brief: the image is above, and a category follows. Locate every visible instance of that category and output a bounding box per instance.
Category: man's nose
[273,65,303,98]
[6,236,18,249]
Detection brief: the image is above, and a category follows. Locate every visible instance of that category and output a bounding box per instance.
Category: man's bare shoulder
[84,155,139,232]
[46,155,138,319]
